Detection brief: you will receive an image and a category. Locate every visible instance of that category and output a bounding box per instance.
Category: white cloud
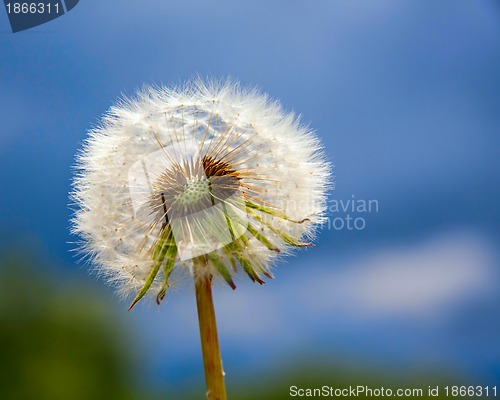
[299,231,499,320]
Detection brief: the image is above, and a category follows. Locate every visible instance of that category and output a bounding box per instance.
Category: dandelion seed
[71,78,329,302]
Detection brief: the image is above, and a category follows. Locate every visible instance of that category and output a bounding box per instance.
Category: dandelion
[71,78,330,399]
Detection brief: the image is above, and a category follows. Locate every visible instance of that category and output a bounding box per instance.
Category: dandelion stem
[194,257,227,400]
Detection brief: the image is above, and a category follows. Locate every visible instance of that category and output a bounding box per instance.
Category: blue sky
[1,0,499,390]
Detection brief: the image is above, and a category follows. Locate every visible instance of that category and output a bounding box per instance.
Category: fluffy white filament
[71,78,330,303]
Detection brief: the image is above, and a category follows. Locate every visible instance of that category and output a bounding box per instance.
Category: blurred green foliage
[0,253,142,400]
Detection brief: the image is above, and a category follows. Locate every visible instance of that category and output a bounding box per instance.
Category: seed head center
[176,175,211,206]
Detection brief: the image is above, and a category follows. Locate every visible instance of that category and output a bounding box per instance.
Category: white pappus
[70,78,331,309]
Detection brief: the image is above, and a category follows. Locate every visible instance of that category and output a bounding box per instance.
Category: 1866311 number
[6,3,61,14]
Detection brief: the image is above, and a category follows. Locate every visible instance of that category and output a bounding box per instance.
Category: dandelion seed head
[70,78,331,306]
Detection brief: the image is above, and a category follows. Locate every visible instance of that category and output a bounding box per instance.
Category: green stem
[194,257,227,400]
